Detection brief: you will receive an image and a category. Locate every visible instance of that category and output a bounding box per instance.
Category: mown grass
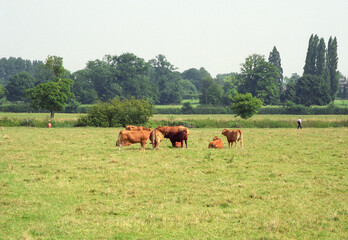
[0,127,347,239]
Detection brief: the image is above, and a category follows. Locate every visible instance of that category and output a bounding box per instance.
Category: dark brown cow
[208,136,224,149]
[125,125,152,131]
[116,130,151,150]
[164,130,188,148]
[221,129,243,149]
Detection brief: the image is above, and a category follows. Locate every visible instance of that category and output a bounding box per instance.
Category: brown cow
[208,136,224,149]
[164,130,188,148]
[125,125,152,131]
[149,129,164,150]
[116,130,151,151]
[156,126,184,135]
[221,129,243,149]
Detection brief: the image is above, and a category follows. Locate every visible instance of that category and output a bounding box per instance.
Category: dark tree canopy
[0,57,43,85]
[5,72,35,102]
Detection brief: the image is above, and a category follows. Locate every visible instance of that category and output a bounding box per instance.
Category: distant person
[297,117,302,129]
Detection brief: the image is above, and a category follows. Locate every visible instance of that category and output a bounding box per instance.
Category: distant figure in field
[297,117,302,129]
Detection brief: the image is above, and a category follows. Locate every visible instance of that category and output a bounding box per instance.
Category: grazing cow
[116,130,151,151]
[221,129,243,149]
[149,129,164,150]
[125,125,152,131]
[208,136,224,149]
[164,130,188,148]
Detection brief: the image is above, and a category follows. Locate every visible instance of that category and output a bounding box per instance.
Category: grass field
[1,127,347,239]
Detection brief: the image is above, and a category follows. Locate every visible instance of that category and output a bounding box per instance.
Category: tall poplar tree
[303,34,319,75]
[327,37,339,100]
[268,46,283,88]
[300,35,332,105]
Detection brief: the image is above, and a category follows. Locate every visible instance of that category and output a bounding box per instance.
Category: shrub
[231,93,263,119]
[76,97,153,127]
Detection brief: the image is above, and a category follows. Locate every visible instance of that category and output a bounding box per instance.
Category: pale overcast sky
[1,0,347,77]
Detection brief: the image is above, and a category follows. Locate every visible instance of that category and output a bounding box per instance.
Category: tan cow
[208,136,224,149]
[156,125,189,135]
[116,130,151,151]
[149,129,163,150]
[221,129,243,149]
[125,125,152,131]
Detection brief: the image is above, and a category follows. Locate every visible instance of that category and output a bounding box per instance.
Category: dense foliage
[0,35,345,111]
[77,97,153,127]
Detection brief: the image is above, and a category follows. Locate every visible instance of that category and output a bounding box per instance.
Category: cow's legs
[185,139,187,148]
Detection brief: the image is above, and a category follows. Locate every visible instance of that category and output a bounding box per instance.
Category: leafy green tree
[84,59,121,101]
[281,73,300,103]
[178,79,198,99]
[231,93,262,119]
[199,76,222,105]
[107,53,153,100]
[302,35,334,104]
[268,46,283,88]
[71,70,98,104]
[222,74,241,105]
[27,56,74,118]
[0,57,44,85]
[181,67,211,91]
[148,54,182,104]
[5,72,35,102]
[295,74,330,106]
[303,34,319,75]
[327,36,339,100]
[316,38,326,77]
[239,54,280,105]
[27,78,74,119]
[45,56,65,78]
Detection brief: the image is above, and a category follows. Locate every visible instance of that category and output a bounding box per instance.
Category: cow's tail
[153,129,157,150]
[238,129,243,149]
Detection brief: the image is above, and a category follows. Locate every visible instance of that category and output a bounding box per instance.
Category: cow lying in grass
[116,130,151,151]
[208,136,224,149]
[164,129,188,148]
[221,129,243,149]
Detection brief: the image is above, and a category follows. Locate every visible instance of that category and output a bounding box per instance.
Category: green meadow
[1,127,347,239]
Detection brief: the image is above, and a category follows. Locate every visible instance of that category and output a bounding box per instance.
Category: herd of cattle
[116,125,243,151]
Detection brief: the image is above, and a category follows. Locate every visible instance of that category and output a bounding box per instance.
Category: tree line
[0,34,343,112]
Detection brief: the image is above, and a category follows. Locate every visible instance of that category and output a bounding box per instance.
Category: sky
[1,0,347,78]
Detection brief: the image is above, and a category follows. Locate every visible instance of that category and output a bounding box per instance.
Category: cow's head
[221,129,228,136]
